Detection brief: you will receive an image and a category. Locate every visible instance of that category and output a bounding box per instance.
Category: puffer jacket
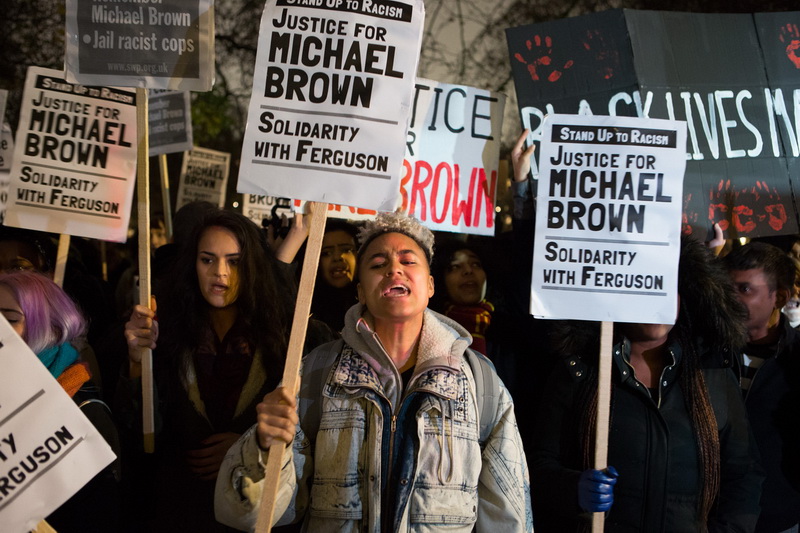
[215,304,533,532]
[531,335,763,533]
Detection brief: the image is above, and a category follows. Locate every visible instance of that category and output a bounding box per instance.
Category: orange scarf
[57,361,92,398]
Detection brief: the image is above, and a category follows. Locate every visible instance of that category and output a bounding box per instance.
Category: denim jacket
[215,305,532,532]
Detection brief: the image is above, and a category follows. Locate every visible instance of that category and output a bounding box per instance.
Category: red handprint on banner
[514,35,574,82]
[708,179,788,235]
[582,29,619,80]
[682,192,698,236]
[778,23,800,69]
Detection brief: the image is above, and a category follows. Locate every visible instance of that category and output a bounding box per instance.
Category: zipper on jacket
[655,350,677,409]
[381,413,399,533]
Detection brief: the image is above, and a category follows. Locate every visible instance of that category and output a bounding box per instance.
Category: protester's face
[444,249,487,306]
[729,268,780,334]
[790,241,800,262]
[319,230,356,289]
[196,226,241,308]
[0,285,25,339]
[151,220,168,251]
[0,241,47,274]
[357,233,434,324]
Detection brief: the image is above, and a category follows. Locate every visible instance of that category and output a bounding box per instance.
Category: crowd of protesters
[2,136,799,533]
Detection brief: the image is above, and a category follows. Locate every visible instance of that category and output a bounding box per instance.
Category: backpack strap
[298,339,344,444]
[464,349,501,448]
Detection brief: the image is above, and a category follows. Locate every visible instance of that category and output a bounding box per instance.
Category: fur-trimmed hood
[552,236,748,358]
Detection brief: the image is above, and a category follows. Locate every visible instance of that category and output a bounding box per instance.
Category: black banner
[507,9,800,239]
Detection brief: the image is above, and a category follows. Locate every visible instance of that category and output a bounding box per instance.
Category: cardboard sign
[293,199,377,221]
[400,79,505,236]
[531,114,686,324]
[507,10,800,239]
[5,67,138,243]
[237,0,425,212]
[0,123,13,171]
[65,0,214,91]
[242,194,291,226]
[0,316,116,533]
[0,124,14,224]
[148,90,193,156]
[175,146,230,210]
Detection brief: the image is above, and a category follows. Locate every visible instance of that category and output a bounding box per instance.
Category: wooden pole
[254,202,328,533]
[159,154,173,241]
[33,520,57,533]
[136,88,155,454]
[53,234,70,288]
[100,240,108,282]
[592,320,614,532]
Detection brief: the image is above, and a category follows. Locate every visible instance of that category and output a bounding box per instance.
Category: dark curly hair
[158,209,292,389]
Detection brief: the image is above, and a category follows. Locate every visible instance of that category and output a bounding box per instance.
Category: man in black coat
[724,242,800,533]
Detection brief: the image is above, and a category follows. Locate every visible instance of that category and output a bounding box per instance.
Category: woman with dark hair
[0,271,121,531]
[309,219,359,332]
[123,208,331,532]
[430,240,494,354]
[529,237,764,532]
[429,237,554,446]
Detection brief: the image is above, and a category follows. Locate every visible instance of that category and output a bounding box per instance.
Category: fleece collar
[181,350,267,427]
[339,303,472,408]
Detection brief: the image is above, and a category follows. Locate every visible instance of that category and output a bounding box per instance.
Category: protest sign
[148,90,193,156]
[65,0,214,91]
[0,123,13,171]
[5,67,138,243]
[0,316,116,533]
[400,79,505,236]
[531,113,686,324]
[0,124,13,223]
[242,194,288,226]
[237,0,425,212]
[175,146,230,210]
[293,199,376,221]
[507,10,800,239]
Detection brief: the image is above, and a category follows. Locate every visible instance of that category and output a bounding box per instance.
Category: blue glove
[578,466,618,513]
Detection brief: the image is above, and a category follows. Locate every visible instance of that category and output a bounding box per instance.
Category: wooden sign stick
[53,234,70,288]
[255,202,328,533]
[158,154,173,241]
[33,519,57,533]
[136,88,156,453]
[592,320,614,532]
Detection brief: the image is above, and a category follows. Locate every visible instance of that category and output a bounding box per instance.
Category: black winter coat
[738,316,800,532]
[531,337,764,533]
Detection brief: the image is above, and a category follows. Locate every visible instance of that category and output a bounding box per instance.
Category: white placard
[0,123,13,171]
[148,90,193,156]
[5,67,138,243]
[236,0,424,212]
[531,114,687,324]
[64,0,214,91]
[293,199,376,221]
[0,124,14,224]
[175,146,230,210]
[0,316,116,533]
[242,194,289,226]
[401,79,505,236]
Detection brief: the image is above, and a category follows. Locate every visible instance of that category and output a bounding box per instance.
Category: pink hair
[0,271,86,354]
